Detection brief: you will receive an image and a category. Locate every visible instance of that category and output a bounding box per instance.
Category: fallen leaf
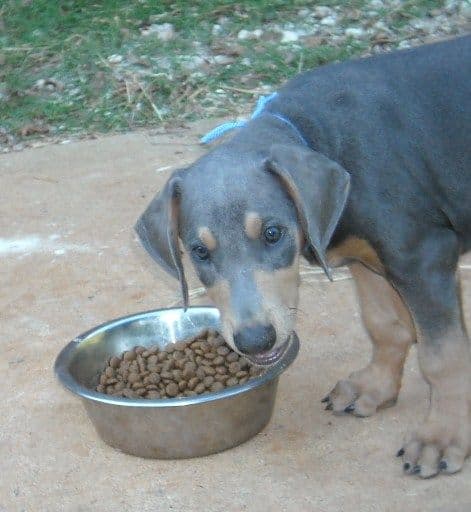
[19,123,50,137]
[211,41,245,57]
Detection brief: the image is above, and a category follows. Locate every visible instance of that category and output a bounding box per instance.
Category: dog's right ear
[134,172,188,307]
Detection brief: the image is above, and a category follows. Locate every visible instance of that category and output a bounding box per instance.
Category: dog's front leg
[392,229,471,478]
[324,262,415,417]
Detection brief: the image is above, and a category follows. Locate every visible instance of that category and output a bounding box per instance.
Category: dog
[135,35,471,478]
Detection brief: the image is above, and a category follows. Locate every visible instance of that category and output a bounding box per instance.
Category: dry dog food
[96,330,264,399]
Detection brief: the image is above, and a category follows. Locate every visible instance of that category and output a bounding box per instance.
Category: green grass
[391,0,445,24]
[0,0,447,143]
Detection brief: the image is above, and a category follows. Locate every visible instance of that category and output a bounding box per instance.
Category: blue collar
[267,111,309,147]
[200,92,308,147]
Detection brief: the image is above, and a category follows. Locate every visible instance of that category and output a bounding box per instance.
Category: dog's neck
[261,112,309,148]
[218,114,310,158]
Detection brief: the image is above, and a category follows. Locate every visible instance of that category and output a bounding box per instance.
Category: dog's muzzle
[233,324,292,367]
[234,323,276,355]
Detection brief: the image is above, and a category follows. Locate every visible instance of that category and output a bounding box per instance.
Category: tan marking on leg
[327,236,384,274]
[327,262,415,416]
[244,212,262,240]
[198,226,217,251]
[397,269,471,477]
[253,256,300,349]
[416,327,471,446]
[400,325,471,477]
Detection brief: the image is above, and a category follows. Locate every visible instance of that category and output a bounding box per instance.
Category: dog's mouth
[246,335,292,367]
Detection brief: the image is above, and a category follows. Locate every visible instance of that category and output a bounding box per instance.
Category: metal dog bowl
[54,306,299,459]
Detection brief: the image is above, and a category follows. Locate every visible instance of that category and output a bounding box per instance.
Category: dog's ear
[267,144,350,279]
[134,174,188,307]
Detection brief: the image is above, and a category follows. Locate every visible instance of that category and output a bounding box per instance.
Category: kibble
[127,372,140,384]
[228,362,241,374]
[109,356,121,369]
[226,352,239,363]
[202,365,216,376]
[147,354,158,365]
[137,356,146,373]
[96,330,265,399]
[213,355,225,366]
[187,376,199,390]
[165,382,179,397]
[123,350,136,362]
[216,346,230,356]
[203,375,215,387]
[210,381,224,392]
[226,377,239,387]
[194,382,206,394]
[148,373,161,384]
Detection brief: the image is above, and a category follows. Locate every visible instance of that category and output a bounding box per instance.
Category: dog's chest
[327,236,384,274]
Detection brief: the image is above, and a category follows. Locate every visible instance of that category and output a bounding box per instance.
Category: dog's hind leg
[324,262,415,417]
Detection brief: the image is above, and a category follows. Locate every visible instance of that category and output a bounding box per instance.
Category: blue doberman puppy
[135,35,471,478]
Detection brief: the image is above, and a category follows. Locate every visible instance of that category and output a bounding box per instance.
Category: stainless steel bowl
[54,306,299,459]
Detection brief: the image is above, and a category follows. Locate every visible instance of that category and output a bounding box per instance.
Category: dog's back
[272,35,471,248]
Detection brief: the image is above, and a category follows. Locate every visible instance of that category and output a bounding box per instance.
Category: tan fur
[204,228,301,352]
[414,326,471,443]
[400,320,471,477]
[404,269,471,469]
[253,258,300,349]
[244,212,262,240]
[327,262,416,416]
[206,260,301,353]
[205,278,232,321]
[198,226,217,251]
[205,278,238,350]
[327,236,384,274]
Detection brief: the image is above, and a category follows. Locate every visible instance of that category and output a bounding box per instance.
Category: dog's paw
[397,409,471,478]
[322,365,400,417]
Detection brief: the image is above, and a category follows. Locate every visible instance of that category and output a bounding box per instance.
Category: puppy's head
[135,143,349,365]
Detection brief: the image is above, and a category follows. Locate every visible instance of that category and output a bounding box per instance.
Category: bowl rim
[54,306,299,408]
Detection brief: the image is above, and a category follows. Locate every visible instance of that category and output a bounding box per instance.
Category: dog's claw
[412,465,421,475]
[325,403,333,410]
[396,448,404,457]
[321,396,330,403]
[344,404,355,413]
[403,462,411,471]
[439,460,447,471]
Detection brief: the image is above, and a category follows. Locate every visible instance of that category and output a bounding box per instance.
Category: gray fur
[136,36,471,355]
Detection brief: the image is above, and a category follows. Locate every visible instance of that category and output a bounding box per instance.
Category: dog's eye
[263,225,283,244]
[192,245,210,261]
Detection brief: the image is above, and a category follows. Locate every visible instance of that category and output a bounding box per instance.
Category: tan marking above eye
[198,227,217,251]
[245,212,263,240]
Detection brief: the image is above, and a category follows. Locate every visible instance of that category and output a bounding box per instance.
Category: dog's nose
[234,324,276,354]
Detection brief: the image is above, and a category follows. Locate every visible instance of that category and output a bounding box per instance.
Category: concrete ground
[1,123,470,512]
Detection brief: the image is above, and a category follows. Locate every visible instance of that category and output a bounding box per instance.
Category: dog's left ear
[267,144,350,279]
